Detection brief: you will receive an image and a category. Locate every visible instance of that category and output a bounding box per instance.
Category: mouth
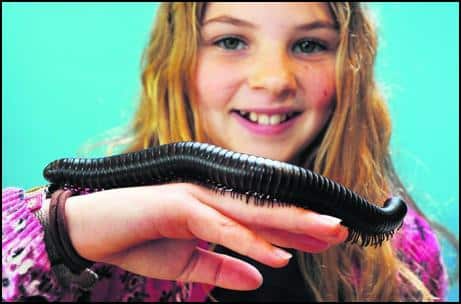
[231,109,303,126]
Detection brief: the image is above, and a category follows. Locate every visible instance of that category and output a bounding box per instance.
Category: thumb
[177,246,263,291]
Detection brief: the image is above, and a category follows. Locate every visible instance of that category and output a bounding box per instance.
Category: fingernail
[273,247,292,260]
[318,215,341,226]
[318,215,348,242]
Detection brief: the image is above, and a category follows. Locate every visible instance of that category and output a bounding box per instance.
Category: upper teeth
[239,111,296,125]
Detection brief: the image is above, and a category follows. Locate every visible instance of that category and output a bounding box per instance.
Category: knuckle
[178,182,193,192]
[218,218,241,235]
[218,219,255,254]
[178,182,200,196]
[176,250,200,282]
[217,219,238,241]
[212,257,225,286]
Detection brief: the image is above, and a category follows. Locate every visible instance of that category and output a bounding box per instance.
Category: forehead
[203,2,333,25]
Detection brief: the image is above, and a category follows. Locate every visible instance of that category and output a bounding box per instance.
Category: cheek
[300,64,336,110]
[317,86,335,110]
[194,56,240,109]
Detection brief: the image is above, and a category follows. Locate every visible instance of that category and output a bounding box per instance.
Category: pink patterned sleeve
[1,187,205,302]
[392,207,449,301]
[2,187,67,301]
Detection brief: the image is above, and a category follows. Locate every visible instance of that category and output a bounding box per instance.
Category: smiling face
[194,2,339,162]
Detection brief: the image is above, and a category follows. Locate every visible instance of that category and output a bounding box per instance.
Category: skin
[195,2,338,162]
[58,3,348,291]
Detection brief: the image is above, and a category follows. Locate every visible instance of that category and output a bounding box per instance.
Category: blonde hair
[117,2,448,301]
[296,3,435,301]
[127,2,207,151]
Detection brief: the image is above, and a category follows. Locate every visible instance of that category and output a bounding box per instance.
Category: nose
[247,48,297,99]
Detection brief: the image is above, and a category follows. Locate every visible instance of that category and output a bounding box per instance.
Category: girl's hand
[62,183,348,290]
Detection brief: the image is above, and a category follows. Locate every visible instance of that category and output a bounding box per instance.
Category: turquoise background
[2,3,458,301]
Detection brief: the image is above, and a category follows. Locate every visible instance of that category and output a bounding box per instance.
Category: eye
[293,39,327,54]
[214,37,247,51]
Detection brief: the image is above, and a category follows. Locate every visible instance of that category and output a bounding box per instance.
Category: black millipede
[43,141,408,247]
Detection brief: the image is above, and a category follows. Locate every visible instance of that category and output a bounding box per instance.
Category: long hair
[298,3,433,300]
[115,2,452,301]
[128,2,207,151]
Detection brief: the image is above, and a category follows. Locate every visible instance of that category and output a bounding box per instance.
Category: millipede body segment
[43,141,407,247]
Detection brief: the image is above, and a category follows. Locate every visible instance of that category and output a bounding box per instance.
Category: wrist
[63,195,91,262]
[49,190,94,272]
[34,188,98,290]
[34,198,63,265]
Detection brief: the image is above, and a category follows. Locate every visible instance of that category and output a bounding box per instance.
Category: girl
[2,2,450,302]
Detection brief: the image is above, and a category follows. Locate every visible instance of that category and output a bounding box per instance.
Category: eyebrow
[202,15,338,31]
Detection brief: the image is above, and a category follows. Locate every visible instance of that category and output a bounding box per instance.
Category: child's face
[194,2,338,162]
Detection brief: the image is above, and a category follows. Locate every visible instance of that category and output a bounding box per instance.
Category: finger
[189,184,349,243]
[177,246,263,290]
[104,239,263,291]
[104,239,199,278]
[186,200,293,268]
[251,226,348,253]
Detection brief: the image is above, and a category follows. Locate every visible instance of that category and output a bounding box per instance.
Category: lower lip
[231,112,300,136]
